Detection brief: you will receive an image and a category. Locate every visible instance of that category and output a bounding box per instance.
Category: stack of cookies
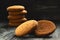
[7,5,27,26]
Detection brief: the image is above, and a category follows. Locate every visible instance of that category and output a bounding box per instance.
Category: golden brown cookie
[7,5,25,11]
[20,10,27,14]
[8,15,25,19]
[8,10,27,15]
[15,20,38,36]
[9,18,27,23]
[35,20,56,36]
[9,22,21,26]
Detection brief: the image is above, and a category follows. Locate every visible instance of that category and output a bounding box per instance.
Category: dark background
[0,0,60,22]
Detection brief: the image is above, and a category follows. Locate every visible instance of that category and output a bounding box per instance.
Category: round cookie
[8,15,25,19]
[35,20,56,36]
[8,10,27,15]
[20,10,27,14]
[15,20,38,36]
[9,18,27,23]
[7,5,25,11]
[9,22,21,26]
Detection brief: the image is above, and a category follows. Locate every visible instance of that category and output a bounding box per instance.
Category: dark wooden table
[0,22,60,40]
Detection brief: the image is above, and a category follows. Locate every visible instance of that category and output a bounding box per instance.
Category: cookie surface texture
[15,20,38,36]
[7,5,25,11]
[35,20,56,36]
